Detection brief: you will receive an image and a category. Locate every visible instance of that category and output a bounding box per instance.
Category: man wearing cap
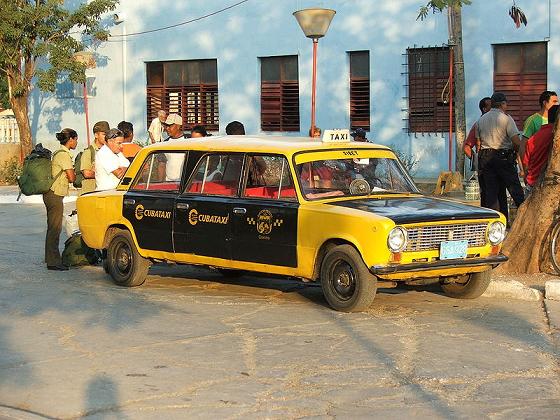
[148,110,167,144]
[80,120,109,194]
[159,113,186,181]
[476,92,525,221]
[351,128,368,142]
[95,128,130,191]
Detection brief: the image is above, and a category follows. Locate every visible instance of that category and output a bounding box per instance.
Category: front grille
[405,223,488,252]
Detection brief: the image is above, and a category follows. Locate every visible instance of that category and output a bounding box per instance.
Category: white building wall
[28,0,557,178]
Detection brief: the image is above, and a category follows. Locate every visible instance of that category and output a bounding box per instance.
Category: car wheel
[320,244,377,312]
[440,269,491,299]
[107,231,150,287]
[217,268,246,278]
[102,257,110,274]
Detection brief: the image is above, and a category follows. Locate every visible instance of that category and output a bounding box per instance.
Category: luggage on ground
[62,234,100,266]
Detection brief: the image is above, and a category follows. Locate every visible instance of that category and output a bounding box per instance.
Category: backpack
[73,145,95,188]
[18,144,64,196]
[62,234,100,266]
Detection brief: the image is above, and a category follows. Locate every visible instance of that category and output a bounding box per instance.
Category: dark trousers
[478,149,524,221]
[478,172,508,218]
[43,190,64,266]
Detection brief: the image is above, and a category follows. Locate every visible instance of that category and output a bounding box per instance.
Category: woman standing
[44,128,77,271]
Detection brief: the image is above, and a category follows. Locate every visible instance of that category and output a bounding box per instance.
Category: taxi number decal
[343,150,359,156]
[246,209,284,240]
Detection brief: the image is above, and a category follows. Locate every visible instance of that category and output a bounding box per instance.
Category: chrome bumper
[370,254,508,275]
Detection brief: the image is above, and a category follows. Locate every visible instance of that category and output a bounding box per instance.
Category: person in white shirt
[148,110,167,144]
[95,128,130,191]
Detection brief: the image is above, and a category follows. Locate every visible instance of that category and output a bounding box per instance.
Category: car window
[186,154,243,197]
[242,155,297,201]
[130,152,185,193]
[296,157,416,200]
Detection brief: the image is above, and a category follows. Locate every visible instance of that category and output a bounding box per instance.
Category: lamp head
[293,8,336,39]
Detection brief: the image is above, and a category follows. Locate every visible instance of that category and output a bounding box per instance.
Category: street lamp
[293,8,335,137]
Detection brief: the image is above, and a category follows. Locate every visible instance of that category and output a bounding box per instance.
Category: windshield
[296,157,418,200]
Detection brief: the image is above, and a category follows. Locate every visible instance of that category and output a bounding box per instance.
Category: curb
[483,279,543,301]
[545,279,560,301]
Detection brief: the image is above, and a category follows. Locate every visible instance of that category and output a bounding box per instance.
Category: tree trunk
[10,94,32,157]
[497,123,560,273]
[451,4,466,175]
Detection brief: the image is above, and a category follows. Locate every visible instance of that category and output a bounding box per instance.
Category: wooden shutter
[349,51,370,130]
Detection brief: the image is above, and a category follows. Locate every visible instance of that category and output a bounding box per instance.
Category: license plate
[440,240,468,260]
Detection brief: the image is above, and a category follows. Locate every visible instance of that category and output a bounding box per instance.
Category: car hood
[329,195,501,224]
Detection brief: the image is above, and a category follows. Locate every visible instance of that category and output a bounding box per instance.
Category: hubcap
[330,260,356,301]
[115,242,132,276]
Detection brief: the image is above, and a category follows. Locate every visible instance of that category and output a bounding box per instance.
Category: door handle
[123,198,135,206]
[233,207,247,214]
[176,203,190,210]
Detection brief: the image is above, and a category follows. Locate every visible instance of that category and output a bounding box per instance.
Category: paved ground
[1,203,559,419]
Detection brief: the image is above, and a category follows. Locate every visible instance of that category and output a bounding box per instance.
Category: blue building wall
[29,0,559,178]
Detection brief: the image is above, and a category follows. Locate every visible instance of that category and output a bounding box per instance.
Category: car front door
[173,153,244,259]
[230,154,299,267]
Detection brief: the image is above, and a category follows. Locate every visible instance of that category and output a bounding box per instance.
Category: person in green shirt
[522,90,558,139]
[80,120,109,194]
[43,128,77,271]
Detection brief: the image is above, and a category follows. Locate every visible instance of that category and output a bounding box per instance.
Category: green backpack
[73,145,95,188]
[62,234,100,266]
[18,144,64,196]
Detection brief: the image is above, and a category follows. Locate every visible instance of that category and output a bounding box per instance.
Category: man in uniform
[80,120,109,194]
[476,92,524,221]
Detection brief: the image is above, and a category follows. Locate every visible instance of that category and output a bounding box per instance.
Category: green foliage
[0,157,23,185]
[417,0,471,20]
[0,0,119,98]
[0,75,8,109]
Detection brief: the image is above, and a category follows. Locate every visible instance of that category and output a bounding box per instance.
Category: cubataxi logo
[188,208,229,226]
[134,204,171,221]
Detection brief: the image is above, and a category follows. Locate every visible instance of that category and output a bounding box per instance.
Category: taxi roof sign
[322,129,351,143]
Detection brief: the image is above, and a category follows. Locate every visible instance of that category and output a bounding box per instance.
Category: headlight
[388,227,408,252]
[487,221,506,245]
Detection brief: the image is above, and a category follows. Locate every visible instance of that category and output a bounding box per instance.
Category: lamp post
[293,8,335,137]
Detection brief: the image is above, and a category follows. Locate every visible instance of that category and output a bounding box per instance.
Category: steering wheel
[349,178,371,195]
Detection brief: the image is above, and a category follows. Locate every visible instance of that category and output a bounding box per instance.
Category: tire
[440,269,491,299]
[106,231,150,287]
[550,220,560,275]
[217,268,246,278]
[320,244,377,312]
[102,257,110,274]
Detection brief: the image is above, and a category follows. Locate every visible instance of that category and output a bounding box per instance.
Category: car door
[173,153,244,259]
[230,154,299,267]
[122,151,187,252]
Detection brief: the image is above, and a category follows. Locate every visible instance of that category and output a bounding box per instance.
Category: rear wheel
[320,244,377,312]
[106,231,150,287]
[440,269,491,299]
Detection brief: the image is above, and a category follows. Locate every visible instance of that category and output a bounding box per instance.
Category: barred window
[260,55,300,132]
[349,51,370,131]
[493,42,547,128]
[406,46,454,133]
[146,60,219,131]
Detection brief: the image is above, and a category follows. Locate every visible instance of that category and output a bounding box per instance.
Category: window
[242,155,297,200]
[186,154,243,197]
[146,60,219,131]
[131,152,186,193]
[260,56,300,132]
[406,46,453,133]
[494,42,547,128]
[349,51,370,131]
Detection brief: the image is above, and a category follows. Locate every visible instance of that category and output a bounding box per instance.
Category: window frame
[260,55,300,132]
[129,151,189,194]
[183,152,245,198]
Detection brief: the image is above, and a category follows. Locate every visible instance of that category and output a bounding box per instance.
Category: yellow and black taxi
[77,130,507,312]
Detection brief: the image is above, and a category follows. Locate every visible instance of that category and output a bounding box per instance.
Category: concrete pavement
[0,200,559,418]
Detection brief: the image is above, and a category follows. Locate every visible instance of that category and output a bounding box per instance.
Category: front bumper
[370,254,508,275]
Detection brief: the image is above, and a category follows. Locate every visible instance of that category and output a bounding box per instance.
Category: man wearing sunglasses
[95,128,130,191]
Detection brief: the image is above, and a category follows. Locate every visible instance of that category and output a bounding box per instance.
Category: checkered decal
[247,217,256,225]
[273,219,283,227]
[246,217,283,227]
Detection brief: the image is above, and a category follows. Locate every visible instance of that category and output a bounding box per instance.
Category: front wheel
[106,231,150,287]
[320,244,377,312]
[440,269,491,299]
